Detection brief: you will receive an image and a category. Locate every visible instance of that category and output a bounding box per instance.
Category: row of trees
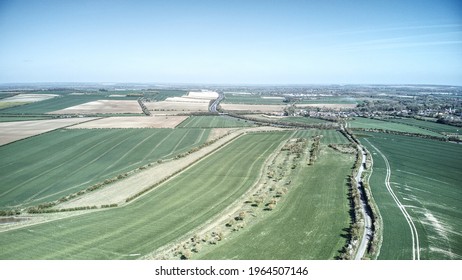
[308,136,321,165]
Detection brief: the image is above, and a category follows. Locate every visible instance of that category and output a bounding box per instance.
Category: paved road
[209,92,224,113]
[355,145,373,260]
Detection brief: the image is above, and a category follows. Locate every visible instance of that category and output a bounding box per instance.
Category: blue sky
[0,0,461,85]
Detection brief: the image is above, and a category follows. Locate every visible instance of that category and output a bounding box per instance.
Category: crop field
[176,116,254,128]
[0,102,29,110]
[222,94,286,105]
[197,129,354,259]
[348,117,442,137]
[296,103,357,110]
[359,133,462,259]
[280,116,332,125]
[211,94,358,106]
[0,128,209,209]
[0,131,291,259]
[220,103,287,113]
[386,118,461,136]
[296,96,358,104]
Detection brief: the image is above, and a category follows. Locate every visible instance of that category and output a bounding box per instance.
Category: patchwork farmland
[0,87,460,261]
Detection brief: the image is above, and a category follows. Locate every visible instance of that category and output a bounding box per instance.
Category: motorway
[209,92,224,113]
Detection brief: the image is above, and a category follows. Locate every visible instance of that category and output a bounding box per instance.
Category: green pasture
[0,131,290,259]
[198,130,354,259]
[177,116,254,128]
[348,117,442,137]
[0,128,209,209]
[360,133,462,259]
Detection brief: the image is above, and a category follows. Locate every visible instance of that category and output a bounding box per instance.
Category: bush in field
[192,243,202,253]
[264,203,275,211]
[235,211,246,221]
[180,249,191,260]
[226,219,235,227]
[0,209,20,216]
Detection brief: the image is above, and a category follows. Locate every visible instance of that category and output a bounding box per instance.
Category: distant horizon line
[0,82,461,88]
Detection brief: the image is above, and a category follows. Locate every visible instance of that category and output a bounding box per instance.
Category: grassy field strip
[0,132,290,259]
[365,139,420,260]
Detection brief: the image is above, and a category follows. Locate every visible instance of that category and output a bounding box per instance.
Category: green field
[223,94,286,105]
[348,117,442,137]
[177,116,254,128]
[0,102,30,110]
[142,89,185,101]
[198,129,354,259]
[296,96,357,104]
[359,133,462,259]
[0,131,291,259]
[0,116,55,122]
[386,118,461,135]
[280,116,332,125]
[0,128,209,209]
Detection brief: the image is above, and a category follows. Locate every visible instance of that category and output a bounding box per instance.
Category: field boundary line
[364,139,420,260]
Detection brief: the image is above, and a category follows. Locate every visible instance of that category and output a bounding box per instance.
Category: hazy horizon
[1,0,461,85]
